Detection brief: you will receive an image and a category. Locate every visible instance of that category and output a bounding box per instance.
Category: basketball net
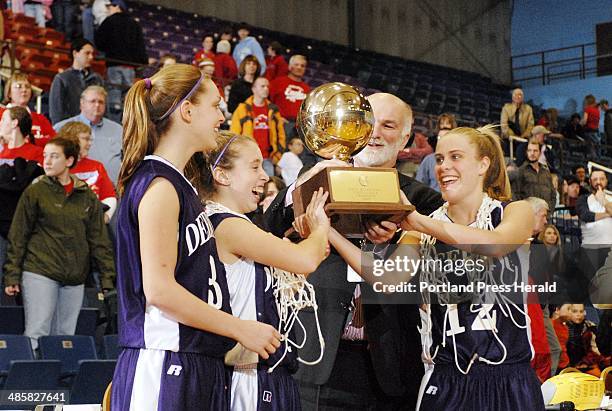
[418,194,529,375]
[267,267,325,373]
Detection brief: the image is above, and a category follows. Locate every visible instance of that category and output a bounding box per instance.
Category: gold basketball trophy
[292,82,414,238]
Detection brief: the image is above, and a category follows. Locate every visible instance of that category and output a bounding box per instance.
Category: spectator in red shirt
[214,40,238,88]
[552,304,572,371]
[580,94,601,158]
[57,121,117,223]
[193,34,215,64]
[215,40,238,87]
[0,107,43,166]
[537,108,558,133]
[264,41,288,81]
[269,54,310,141]
[1,73,55,147]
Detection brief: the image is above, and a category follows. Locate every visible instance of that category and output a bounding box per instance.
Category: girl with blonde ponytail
[327,125,544,410]
[111,64,281,411]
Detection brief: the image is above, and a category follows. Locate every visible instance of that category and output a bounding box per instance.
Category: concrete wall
[141,0,513,83]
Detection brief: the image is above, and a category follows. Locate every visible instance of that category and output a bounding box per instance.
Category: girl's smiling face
[435,133,489,204]
[223,141,269,214]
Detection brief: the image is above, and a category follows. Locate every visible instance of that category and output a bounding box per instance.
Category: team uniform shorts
[111,347,229,411]
[417,362,545,411]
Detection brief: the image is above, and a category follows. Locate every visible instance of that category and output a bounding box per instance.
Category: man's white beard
[354,139,404,167]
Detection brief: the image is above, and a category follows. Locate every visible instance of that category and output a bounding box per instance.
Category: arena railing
[511,42,612,86]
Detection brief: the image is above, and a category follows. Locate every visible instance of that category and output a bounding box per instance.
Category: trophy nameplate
[293,166,414,238]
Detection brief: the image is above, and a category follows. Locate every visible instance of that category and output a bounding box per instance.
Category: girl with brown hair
[111,64,280,410]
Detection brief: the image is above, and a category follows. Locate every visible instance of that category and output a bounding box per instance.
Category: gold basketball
[297,82,374,162]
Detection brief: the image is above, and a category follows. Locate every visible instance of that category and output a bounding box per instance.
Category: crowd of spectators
[0,6,609,397]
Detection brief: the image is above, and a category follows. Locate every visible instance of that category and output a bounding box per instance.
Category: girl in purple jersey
[324,126,545,410]
[202,133,330,410]
[111,64,281,411]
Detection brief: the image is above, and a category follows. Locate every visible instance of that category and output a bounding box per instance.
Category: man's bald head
[369,93,413,138]
[353,93,413,168]
[512,88,524,105]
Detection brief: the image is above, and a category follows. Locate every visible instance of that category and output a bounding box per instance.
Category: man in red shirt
[269,54,311,163]
[0,107,43,166]
[230,77,286,176]
[269,55,309,133]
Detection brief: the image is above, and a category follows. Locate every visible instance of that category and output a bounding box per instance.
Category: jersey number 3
[208,256,223,309]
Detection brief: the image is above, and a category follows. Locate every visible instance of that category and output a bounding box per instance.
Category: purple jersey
[207,208,298,372]
[420,200,534,373]
[115,156,234,357]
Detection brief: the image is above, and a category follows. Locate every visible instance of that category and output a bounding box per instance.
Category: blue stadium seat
[0,335,33,376]
[70,360,117,404]
[2,360,61,390]
[102,335,120,360]
[38,336,97,377]
[0,306,25,335]
[75,308,99,338]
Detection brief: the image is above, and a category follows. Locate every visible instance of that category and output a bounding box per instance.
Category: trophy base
[326,203,414,238]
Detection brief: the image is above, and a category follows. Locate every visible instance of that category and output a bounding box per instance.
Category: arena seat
[2,360,61,390]
[69,360,117,404]
[38,335,97,377]
[0,335,33,376]
[75,308,100,337]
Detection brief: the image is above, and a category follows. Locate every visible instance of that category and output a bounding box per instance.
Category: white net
[418,194,529,375]
[267,267,325,373]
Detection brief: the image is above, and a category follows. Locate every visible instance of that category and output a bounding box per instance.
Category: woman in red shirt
[580,94,601,157]
[56,121,117,223]
[0,73,55,147]
[193,34,215,64]
[264,41,288,81]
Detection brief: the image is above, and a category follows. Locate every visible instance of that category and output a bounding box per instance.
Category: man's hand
[605,201,612,216]
[595,187,606,205]
[364,220,398,244]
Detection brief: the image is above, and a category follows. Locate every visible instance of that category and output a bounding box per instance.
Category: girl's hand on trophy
[305,187,330,234]
[364,220,398,244]
[292,215,310,238]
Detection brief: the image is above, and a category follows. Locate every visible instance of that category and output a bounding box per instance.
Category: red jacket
[214,53,238,85]
[265,55,288,81]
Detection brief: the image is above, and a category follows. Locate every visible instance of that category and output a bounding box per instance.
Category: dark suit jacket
[263,172,443,402]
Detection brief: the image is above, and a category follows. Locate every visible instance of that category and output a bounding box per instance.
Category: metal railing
[511,42,612,86]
